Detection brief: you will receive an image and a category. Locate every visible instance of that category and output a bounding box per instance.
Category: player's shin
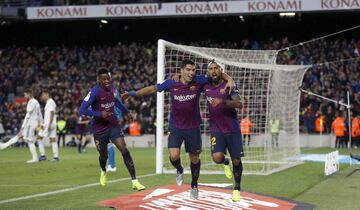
[82,140,90,151]
[77,140,82,153]
[108,144,115,166]
[233,160,243,191]
[37,139,46,156]
[51,140,59,159]
[99,154,107,172]
[190,159,201,188]
[28,141,38,161]
[169,157,183,174]
[122,149,136,180]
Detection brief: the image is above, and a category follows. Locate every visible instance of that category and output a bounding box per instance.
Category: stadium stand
[0,38,359,137]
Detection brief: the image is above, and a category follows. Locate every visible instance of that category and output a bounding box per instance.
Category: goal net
[156,39,310,175]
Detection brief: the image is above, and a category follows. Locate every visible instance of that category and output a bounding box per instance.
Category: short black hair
[42,89,51,96]
[24,88,33,94]
[181,59,195,69]
[97,67,110,76]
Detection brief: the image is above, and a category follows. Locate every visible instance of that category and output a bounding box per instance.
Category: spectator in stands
[351,113,360,148]
[129,117,141,136]
[315,111,325,134]
[0,38,359,137]
[331,112,347,148]
[57,115,67,147]
[240,116,254,146]
[325,106,335,133]
[269,116,280,147]
[301,104,315,133]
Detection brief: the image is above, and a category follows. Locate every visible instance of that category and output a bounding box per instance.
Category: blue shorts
[93,126,124,152]
[210,132,244,158]
[168,126,202,154]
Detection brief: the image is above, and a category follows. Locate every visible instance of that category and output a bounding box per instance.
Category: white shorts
[38,127,57,139]
[23,124,37,142]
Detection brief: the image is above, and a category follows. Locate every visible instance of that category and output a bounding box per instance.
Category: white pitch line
[0,173,157,205]
[0,184,75,187]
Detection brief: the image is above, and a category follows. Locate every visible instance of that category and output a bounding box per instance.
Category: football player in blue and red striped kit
[79,68,145,191]
[204,60,244,202]
[123,59,235,199]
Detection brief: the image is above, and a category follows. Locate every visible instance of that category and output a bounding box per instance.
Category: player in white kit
[37,89,59,161]
[0,89,43,163]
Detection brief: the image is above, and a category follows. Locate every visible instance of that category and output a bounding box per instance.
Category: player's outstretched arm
[122,85,157,100]
[129,85,157,97]
[123,80,173,100]
[193,72,235,93]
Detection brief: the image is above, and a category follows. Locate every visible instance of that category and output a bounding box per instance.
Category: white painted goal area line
[0,173,157,205]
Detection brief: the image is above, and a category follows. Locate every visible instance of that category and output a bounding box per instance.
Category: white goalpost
[156,39,310,175]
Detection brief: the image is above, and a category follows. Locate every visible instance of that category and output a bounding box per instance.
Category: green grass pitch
[0,147,359,209]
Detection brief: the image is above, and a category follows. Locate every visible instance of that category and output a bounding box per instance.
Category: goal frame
[156,39,309,175]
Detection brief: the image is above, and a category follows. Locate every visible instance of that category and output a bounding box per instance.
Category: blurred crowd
[0,42,157,136]
[0,38,359,137]
[276,38,360,133]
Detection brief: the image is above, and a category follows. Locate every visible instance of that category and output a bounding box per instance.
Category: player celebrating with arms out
[122,59,235,199]
[79,68,145,191]
[204,60,244,202]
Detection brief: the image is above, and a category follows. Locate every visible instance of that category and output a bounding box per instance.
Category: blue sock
[107,144,116,168]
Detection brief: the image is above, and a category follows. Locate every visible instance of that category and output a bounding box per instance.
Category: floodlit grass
[0,147,358,209]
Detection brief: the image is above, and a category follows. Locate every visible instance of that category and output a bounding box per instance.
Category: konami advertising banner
[27,0,360,20]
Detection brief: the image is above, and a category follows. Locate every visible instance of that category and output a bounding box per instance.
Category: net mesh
[158,40,309,175]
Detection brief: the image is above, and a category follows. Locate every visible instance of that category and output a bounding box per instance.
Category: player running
[123,59,235,199]
[79,67,145,191]
[204,60,244,202]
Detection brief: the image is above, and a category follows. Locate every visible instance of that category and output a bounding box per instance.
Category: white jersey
[43,98,57,129]
[22,98,43,129]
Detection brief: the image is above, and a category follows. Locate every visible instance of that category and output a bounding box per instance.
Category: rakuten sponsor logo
[248,0,302,12]
[36,7,87,18]
[176,2,228,14]
[174,94,196,102]
[101,102,115,109]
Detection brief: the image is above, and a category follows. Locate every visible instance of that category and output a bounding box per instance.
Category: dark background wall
[1,12,359,46]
